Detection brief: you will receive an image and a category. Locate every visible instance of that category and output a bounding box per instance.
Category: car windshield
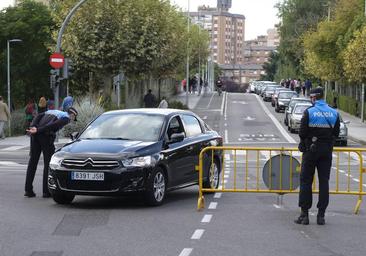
[279,92,296,99]
[79,113,165,142]
[294,105,310,114]
[290,99,311,108]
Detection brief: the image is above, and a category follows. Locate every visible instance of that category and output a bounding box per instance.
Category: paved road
[0,91,365,256]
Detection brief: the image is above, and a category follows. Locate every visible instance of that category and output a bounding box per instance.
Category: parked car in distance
[271,88,290,107]
[48,109,223,206]
[262,85,281,101]
[275,91,298,112]
[288,103,313,133]
[336,114,349,146]
[284,97,312,126]
[256,81,277,95]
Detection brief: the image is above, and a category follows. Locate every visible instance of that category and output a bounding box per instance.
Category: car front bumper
[48,166,152,196]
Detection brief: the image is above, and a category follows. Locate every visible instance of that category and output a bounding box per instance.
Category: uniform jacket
[0,100,11,122]
[31,110,70,136]
[299,99,340,144]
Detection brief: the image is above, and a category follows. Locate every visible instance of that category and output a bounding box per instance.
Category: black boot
[294,211,309,225]
[317,210,325,225]
[24,191,36,198]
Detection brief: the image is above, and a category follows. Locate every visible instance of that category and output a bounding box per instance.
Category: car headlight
[339,128,347,136]
[50,154,64,169]
[122,156,153,167]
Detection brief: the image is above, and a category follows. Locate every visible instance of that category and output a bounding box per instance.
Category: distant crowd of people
[181,74,207,96]
[280,78,313,97]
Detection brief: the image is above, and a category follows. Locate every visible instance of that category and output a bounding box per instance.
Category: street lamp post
[7,39,22,136]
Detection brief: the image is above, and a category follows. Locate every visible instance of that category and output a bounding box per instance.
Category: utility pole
[185,0,190,107]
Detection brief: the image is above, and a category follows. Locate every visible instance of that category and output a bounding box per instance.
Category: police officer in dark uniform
[295,87,340,225]
[24,107,78,198]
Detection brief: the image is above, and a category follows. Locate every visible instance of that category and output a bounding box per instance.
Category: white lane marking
[339,170,345,173]
[363,184,366,188]
[224,123,227,127]
[1,145,27,151]
[224,174,229,178]
[214,193,222,198]
[273,204,282,209]
[224,92,228,119]
[255,94,296,143]
[179,248,193,256]
[0,161,27,167]
[231,150,246,155]
[220,92,225,116]
[191,229,205,240]
[224,154,231,161]
[201,214,212,223]
[223,179,228,184]
[225,129,229,144]
[202,116,207,120]
[207,92,215,109]
[208,202,218,209]
[345,173,353,178]
[353,178,360,182]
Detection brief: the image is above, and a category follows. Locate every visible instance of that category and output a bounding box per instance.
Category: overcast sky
[1,0,281,40]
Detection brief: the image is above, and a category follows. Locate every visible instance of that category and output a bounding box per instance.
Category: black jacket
[31,110,70,136]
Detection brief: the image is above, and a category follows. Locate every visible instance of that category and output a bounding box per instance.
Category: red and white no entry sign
[49,53,65,69]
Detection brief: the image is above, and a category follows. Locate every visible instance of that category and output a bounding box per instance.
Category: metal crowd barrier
[196,146,366,214]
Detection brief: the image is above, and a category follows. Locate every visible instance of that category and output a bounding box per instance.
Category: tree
[343,25,366,83]
[261,51,279,81]
[0,0,55,107]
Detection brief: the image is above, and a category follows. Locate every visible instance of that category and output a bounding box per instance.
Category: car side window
[167,116,184,139]
[181,115,203,137]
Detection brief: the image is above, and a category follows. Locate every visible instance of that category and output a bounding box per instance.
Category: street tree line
[262,0,366,117]
[0,0,210,108]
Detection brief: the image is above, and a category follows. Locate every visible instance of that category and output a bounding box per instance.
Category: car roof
[293,103,312,108]
[104,108,193,116]
[291,97,311,101]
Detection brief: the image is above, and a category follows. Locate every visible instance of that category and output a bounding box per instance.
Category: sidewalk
[0,135,70,148]
[173,90,206,110]
[338,110,366,145]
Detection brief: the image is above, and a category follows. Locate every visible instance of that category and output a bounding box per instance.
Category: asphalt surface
[0,91,366,256]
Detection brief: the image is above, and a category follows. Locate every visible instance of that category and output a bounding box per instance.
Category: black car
[275,91,298,112]
[48,109,223,206]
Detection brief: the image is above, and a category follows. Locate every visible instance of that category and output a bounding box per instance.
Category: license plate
[71,172,104,181]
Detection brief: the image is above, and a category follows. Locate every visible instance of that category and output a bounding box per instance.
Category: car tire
[144,167,167,206]
[52,191,75,204]
[203,158,220,190]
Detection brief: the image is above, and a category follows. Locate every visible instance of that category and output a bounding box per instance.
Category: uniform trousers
[25,134,55,194]
[299,143,333,214]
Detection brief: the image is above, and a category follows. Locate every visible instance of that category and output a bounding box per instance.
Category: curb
[348,135,366,146]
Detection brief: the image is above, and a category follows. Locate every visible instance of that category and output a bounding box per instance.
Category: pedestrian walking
[305,79,312,96]
[0,96,11,139]
[295,87,340,225]
[24,107,78,198]
[302,80,306,96]
[25,99,36,129]
[295,79,302,95]
[143,89,156,108]
[182,79,187,92]
[37,97,48,114]
[158,97,168,108]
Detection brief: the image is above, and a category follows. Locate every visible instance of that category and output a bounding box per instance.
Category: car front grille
[62,158,120,170]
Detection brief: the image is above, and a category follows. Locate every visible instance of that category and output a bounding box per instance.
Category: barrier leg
[197,195,205,211]
[354,196,362,215]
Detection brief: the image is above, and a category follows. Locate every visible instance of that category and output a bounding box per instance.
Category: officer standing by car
[24,107,78,198]
[295,87,340,225]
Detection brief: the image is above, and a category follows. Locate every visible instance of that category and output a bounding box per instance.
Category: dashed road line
[214,193,222,198]
[208,202,218,209]
[0,145,28,151]
[191,229,205,240]
[179,248,193,256]
[224,129,228,144]
[201,214,212,223]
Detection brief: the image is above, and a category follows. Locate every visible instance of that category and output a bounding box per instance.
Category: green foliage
[261,51,279,81]
[62,96,104,136]
[0,0,55,107]
[167,100,188,110]
[51,0,210,94]
[4,109,26,136]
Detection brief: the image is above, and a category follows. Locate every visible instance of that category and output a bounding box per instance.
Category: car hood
[60,139,162,158]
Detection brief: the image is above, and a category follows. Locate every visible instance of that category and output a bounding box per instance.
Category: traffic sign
[49,53,65,69]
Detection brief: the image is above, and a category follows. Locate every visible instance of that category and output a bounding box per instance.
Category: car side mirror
[70,132,79,141]
[344,120,350,125]
[168,132,185,144]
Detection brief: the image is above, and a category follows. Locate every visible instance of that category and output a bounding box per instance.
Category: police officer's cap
[310,87,324,98]
[67,107,78,121]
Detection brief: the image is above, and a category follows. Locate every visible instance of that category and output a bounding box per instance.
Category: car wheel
[52,191,75,204]
[203,159,220,190]
[144,167,166,206]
